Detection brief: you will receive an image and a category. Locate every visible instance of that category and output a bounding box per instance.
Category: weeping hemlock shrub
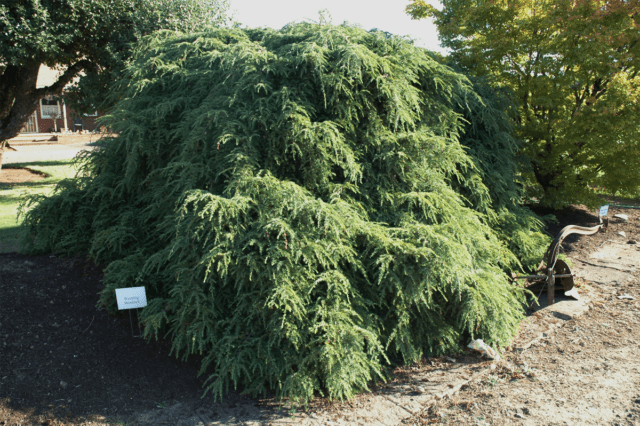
[22,24,549,404]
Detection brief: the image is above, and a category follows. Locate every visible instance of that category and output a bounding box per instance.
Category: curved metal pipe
[537,223,604,273]
[517,220,605,306]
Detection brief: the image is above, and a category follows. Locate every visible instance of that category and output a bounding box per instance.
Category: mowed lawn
[0,160,78,253]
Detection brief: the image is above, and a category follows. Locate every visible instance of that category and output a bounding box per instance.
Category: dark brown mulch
[0,254,255,425]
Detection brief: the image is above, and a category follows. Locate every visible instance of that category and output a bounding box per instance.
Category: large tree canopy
[22,24,548,404]
[0,0,232,169]
[407,0,640,207]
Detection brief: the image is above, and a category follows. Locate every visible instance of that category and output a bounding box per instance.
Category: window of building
[40,96,61,119]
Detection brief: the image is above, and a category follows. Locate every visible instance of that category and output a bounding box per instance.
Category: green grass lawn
[0,160,78,253]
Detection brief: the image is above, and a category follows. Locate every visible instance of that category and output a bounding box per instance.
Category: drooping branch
[34,59,96,99]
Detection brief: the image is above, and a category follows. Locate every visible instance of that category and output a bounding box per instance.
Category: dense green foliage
[63,0,235,115]
[407,0,640,207]
[22,25,548,404]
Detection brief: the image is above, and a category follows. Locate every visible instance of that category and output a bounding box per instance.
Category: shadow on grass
[0,178,66,191]
[4,159,76,168]
[0,192,51,204]
[0,225,23,253]
[599,194,640,208]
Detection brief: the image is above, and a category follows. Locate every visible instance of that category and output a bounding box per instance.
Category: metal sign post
[115,287,147,337]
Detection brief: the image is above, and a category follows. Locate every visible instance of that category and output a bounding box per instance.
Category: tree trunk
[532,162,554,194]
[528,133,563,204]
[0,59,94,171]
[0,62,41,172]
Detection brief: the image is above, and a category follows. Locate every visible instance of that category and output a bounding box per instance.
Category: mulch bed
[55,133,116,146]
[1,201,639,425]
[0,254,250,425]
[0,168,46,184]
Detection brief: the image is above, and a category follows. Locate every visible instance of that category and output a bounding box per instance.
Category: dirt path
[406,276,640,426]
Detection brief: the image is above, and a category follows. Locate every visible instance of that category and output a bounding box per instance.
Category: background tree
[21,24,548,404]
[0,0,232,171]
[407,0,640,207]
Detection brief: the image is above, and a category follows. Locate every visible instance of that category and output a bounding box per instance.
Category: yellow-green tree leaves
[408,0,640,206]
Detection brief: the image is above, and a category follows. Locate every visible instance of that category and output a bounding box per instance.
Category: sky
[229,0,445,54]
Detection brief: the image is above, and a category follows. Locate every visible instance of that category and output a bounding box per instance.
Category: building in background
[20,65,103,134]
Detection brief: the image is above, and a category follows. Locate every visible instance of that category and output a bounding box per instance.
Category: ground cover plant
[0,160,76,253]
[21,24,549,405]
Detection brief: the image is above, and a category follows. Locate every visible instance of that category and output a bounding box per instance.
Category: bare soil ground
[1,199,639,426]
[403,201,640,426]
[0,168,46,184]
[0,254,261,426]
[9,132,116,146]
[406,278,640,426]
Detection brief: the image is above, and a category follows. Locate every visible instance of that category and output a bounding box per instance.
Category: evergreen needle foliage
[22,24,548,404]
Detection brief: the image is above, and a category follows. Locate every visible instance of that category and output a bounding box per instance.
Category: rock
[628,240,637,245]
[617,294,635,300]
[60,380,68,389]
[614,214,629,222]
[553,311,573,321]
[515,412,525,418]
[618,231,626,237]
[468,339,500,360]
[564,289,580,300]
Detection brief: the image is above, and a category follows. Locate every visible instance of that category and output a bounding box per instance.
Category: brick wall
[33,99,104,133]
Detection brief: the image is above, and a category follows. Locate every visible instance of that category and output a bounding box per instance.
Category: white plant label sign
[115,287,147,310]
[599,205,609,217]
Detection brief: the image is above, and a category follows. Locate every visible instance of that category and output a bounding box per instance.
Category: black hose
[609,203,640,210]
